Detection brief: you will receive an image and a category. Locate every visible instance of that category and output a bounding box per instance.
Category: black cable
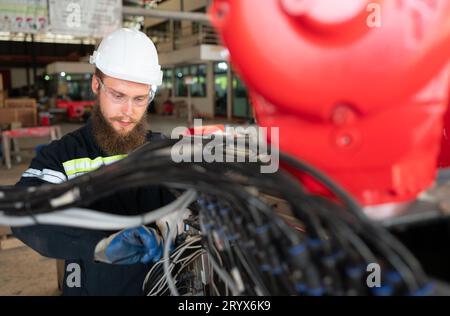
[0,138,432,296]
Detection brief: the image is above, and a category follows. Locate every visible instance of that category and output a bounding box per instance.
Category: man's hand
[94,226,163,265]
[156,209,191,243]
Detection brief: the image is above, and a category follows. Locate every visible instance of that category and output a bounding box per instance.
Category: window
[146,21,170,41]
[214,61,228,74]
[162,68,173,90]
[192,6,207,34]
[214,62,228,116]
[174,64,207,97]
[232,74,251,118]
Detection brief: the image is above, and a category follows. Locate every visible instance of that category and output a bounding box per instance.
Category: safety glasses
[96,76,155,107]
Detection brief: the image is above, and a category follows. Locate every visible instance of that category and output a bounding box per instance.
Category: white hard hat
[90,28,163,86]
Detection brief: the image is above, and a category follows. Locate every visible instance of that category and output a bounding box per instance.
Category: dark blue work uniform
[12,120,173,295]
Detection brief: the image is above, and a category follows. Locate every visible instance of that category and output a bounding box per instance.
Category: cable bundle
[143,235,205,296]
[0,136,432,295]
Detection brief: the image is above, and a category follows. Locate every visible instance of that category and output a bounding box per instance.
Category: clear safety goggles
[96,76,156,107]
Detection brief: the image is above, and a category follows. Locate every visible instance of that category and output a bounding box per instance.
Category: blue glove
[94,226,163,265]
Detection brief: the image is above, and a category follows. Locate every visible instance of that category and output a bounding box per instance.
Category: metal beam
[122,6,210,23]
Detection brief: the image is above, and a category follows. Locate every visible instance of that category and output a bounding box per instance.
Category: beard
[91,103,149,156]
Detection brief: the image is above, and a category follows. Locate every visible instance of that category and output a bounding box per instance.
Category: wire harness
[0,137,433,296]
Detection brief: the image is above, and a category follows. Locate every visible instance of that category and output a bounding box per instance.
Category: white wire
[210,243,223,296]
[175,250,205,274]
[146,225,235,296]
[149,266,175,295]
[151,265,175,295]
[148,251,200,296]
[172,250,205,294]
[198,212,236,295]
[206,251,239,296]
[156,251,203,295]
[148,245,197,295]
[149,249,204,296]
[144,197,196,296]
[143,236,202,293]
[163,202,192,296]
[149,230,236,296]
[144,261,166,293]
[0,190,197,230]
[144,243,196,294]
[212,276,220,296]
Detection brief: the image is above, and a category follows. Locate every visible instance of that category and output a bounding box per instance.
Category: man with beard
[11,28,175,295]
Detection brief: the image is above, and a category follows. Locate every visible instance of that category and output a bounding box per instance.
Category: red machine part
[185,125,225,136]
[57,100,96,120]
[438,82,450,167]
[209,0,450,206]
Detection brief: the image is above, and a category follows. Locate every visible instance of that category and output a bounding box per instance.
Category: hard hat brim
[95,63,163,86]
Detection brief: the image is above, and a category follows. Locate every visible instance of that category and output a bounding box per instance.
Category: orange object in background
[210,0,450,208]
[438,85,450,168]
[184,124,225,136]
[162,99,175,115]
[41,116,50,126]
[56,100,96,120]
[40,113,51,126]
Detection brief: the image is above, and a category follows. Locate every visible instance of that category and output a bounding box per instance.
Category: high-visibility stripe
[22,168,67,184]
[68,172,87,180]
[62,155,127,177]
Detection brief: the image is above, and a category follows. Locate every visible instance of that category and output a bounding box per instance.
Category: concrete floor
[0,115,231,295]
[0,240,61,296]
[0,165,60,296]
[0,123,82,296]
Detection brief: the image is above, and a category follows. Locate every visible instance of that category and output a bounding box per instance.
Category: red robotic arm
[209,0,450,213]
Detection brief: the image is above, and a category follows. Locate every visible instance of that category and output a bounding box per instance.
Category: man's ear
[91,76,99,95]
